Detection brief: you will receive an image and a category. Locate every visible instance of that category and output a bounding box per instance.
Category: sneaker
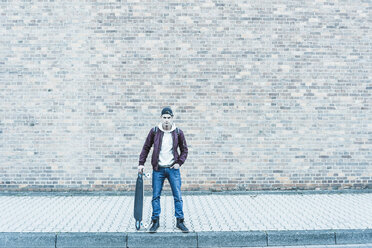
[176,218,189,233]
[149,218,159,233]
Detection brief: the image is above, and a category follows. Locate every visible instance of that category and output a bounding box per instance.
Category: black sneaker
[149,218,159,233]
[176,218,189,233]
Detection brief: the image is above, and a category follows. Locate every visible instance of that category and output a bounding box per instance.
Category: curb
[0,229,371,247]
[128,232,197,248]
[197,231,266,247]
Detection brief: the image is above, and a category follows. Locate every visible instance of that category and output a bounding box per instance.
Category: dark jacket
[139,126,188,171]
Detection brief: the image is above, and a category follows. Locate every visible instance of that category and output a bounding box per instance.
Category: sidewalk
[0,190,371,247]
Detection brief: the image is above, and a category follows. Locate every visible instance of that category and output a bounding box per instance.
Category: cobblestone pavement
[0,193,371,233]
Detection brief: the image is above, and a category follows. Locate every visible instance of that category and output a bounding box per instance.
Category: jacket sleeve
[177,129,188,166]
[139,128,154,166]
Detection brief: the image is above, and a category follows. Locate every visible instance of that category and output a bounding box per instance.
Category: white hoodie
[158,122,176,167]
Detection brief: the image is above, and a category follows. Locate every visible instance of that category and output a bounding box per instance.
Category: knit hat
[161,107,173,117]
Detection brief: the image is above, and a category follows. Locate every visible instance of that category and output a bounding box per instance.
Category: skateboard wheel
[135,220,141,230]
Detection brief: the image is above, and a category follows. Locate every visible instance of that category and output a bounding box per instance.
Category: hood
[158,122,176,133]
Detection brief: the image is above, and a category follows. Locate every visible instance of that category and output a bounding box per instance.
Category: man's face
[161,114,173,128]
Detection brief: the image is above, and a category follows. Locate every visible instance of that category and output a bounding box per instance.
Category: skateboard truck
[142,172,150,178]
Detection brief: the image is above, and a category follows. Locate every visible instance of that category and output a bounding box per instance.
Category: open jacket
[139,124,188,171]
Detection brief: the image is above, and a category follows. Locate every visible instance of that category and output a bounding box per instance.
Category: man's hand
[138,165,145,174]
[170,163,180,170]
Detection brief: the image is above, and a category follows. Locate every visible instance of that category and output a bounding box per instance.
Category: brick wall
[0,0,371,191]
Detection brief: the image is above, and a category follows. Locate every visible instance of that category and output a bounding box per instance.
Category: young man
[138,107,189,233]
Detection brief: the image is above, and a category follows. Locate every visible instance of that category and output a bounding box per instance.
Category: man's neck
[162,123,172,131]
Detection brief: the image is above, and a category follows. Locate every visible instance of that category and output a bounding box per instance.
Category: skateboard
[134,172,149,230]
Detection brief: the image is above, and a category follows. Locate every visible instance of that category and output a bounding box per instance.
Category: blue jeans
[151,167,184,220]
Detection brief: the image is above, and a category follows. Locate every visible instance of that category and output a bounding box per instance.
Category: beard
[163,122,172,128]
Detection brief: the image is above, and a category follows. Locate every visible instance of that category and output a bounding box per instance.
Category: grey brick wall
[0,0,370,191]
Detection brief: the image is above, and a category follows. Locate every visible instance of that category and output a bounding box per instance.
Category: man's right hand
[138,165,145,174]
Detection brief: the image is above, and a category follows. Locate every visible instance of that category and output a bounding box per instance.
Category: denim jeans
[151,167,184,220]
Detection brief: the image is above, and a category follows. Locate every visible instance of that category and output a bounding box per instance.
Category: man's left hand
[170,163,180,170]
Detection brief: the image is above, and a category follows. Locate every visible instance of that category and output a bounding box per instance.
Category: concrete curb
[197,231,267,247]
[266,230,335,246]
[128,232,197,248]
[0,232,56,248]
[335,229,372,244]
[57,232,126,248]
[0,229,371,247]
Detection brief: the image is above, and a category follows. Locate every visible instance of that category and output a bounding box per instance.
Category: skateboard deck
[134,172,144,230]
